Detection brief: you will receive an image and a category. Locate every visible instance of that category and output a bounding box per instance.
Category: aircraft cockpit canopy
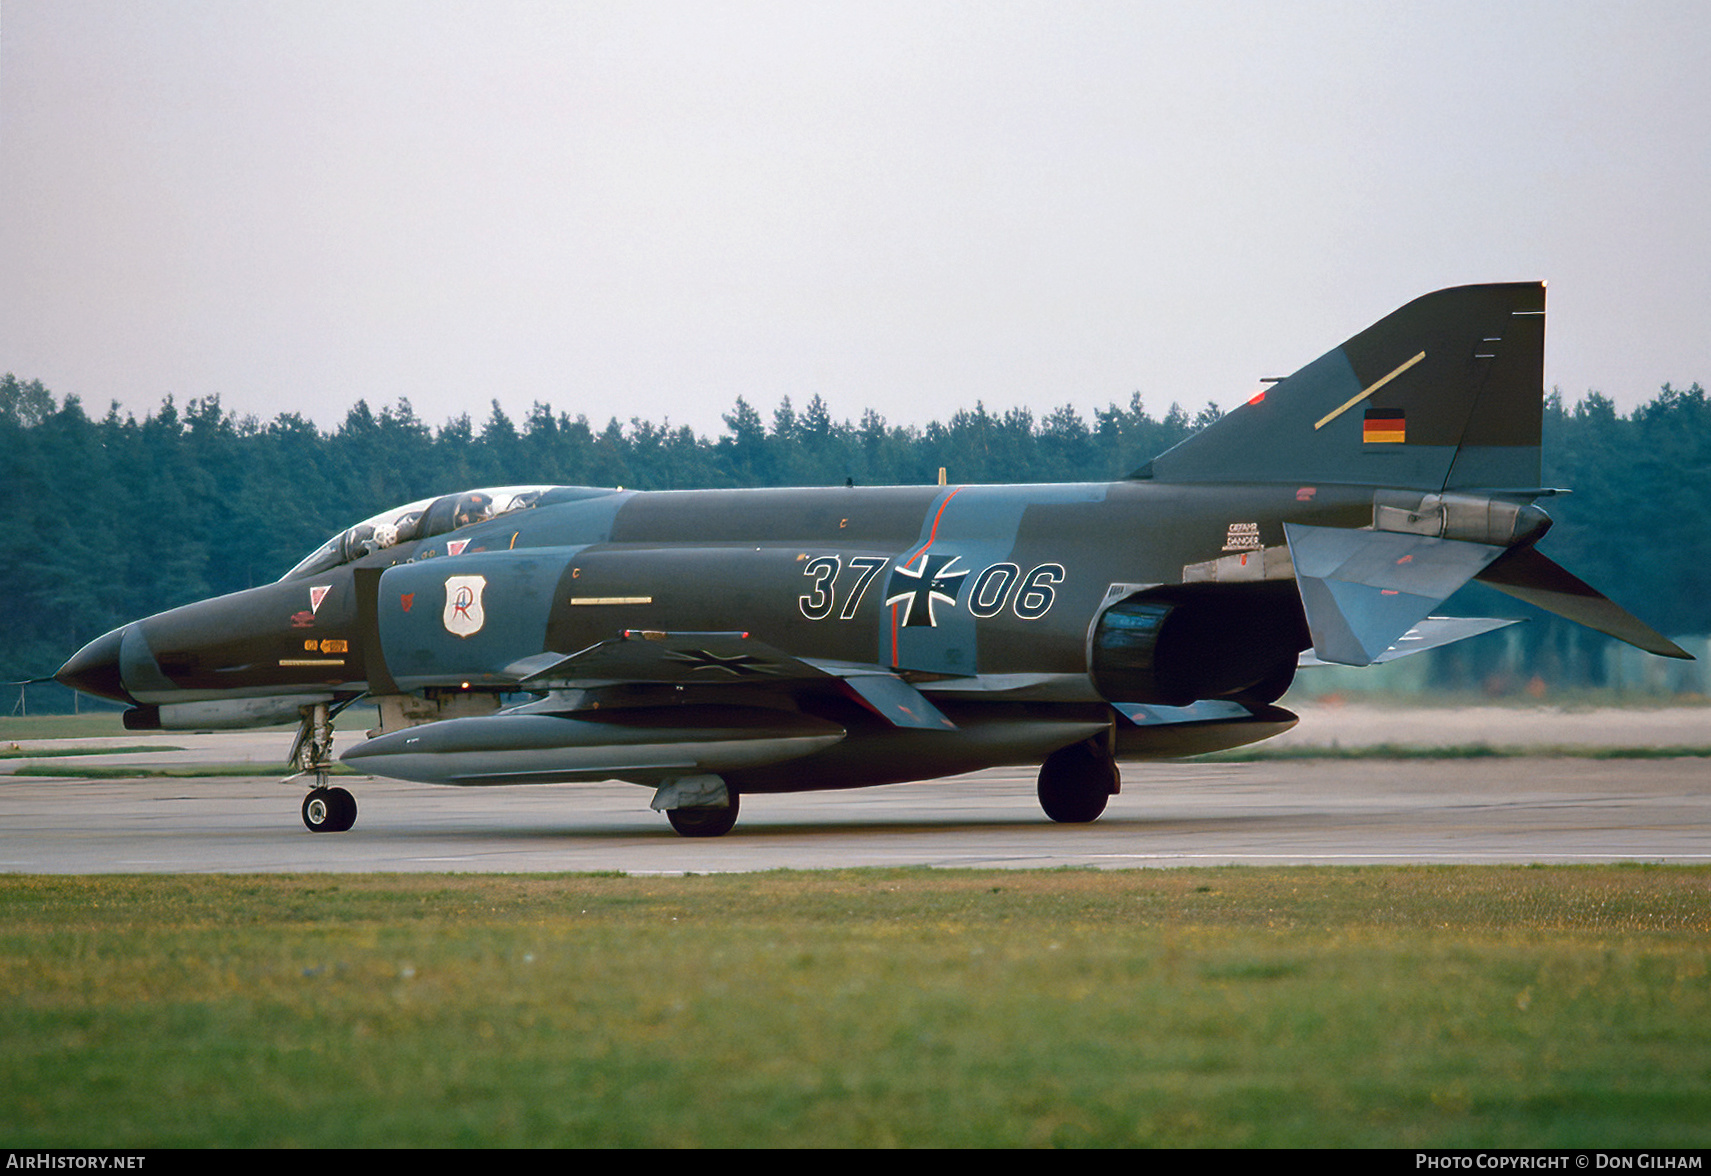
[281,485,557,581]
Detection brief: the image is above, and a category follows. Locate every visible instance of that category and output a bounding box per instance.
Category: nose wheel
[302,786,358,833]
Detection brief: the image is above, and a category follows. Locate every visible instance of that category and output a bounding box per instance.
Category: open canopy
[280,485,560,581]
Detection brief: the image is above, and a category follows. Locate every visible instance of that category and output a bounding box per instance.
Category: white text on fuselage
[799,555,1064,626]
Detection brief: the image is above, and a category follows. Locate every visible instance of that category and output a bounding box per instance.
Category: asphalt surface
[2,714,1707,871]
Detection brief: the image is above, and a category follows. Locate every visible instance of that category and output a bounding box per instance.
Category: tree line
[3,372,1706,702]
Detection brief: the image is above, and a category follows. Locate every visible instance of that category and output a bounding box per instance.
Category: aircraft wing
[505,630,956,730]
[506,630,828,688]
[346,630,958,786]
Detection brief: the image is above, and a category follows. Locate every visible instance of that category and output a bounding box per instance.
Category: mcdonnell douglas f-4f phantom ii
[56,283,1690,836]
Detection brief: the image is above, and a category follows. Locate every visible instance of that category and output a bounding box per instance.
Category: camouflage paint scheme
[57,283,1689,836]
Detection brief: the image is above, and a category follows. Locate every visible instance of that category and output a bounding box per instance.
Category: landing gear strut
[1037,739,1119,823]
[289,701,359,833]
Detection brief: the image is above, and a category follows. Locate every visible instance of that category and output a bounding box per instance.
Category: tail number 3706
[799,555,1063,622]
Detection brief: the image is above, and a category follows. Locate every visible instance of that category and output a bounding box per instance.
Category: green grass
[3,867,1709,1147]
[0,745,180,759]
[0,714,130,740]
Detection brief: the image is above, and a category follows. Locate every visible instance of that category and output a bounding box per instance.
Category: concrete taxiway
[2,746,1707,873]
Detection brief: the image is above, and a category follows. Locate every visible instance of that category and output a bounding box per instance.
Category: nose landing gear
[289,701,359,833]
[302,785,358,832]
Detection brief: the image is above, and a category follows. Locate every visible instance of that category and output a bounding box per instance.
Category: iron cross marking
[663,648,774,676]
[884,553,969,628]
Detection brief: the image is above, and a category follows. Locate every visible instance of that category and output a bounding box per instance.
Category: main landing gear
[666,792,741,838]
[653,774,740,837]
[1037,739,1119,823]
[289,701,359,833]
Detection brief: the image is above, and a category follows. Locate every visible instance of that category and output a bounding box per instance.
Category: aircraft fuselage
[76,479,1367,708]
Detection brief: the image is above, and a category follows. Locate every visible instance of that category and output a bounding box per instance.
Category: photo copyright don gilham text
[1417,1157,1703,1170]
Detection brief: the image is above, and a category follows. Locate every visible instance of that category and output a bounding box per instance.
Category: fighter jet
[56,283,1689,836]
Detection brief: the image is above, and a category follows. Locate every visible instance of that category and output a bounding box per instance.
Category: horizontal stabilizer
[1475,546,1692,659]
[1285,524,1506,666]
[1298,616,1521,666]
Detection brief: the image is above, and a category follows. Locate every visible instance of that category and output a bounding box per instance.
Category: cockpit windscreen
[280,486,554,581]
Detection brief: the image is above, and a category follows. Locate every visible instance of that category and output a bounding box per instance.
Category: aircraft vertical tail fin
[1135,282,1545,491]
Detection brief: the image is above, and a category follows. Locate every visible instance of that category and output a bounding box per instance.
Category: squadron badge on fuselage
[442,575,487,638]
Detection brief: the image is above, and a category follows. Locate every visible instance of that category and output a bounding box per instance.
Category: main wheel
[302,786,357,833]
[325,786,357,831]
[1037,742,1118,823]
[666,790,740,837]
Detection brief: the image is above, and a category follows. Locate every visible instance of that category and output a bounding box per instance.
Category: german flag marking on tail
[1363,408,1406,444]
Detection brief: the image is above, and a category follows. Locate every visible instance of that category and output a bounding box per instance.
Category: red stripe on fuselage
[891,486,963,665]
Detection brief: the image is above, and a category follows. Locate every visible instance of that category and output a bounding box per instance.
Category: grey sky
[3,1,1708,440]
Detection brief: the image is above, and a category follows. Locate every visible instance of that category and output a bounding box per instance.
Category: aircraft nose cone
[56,626,134,704]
